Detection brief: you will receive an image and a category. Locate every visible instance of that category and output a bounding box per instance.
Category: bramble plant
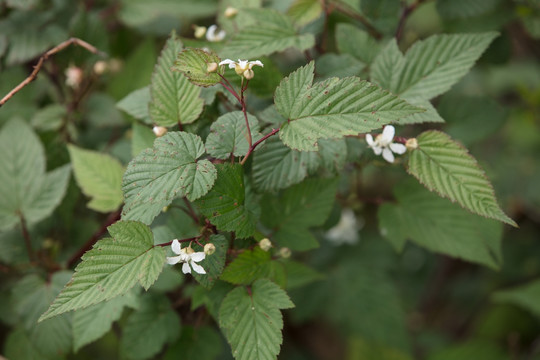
[1,0,540,359]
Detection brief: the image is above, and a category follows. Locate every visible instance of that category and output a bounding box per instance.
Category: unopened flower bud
[224,6,238,18]
[65,65,83,89]
[204,243,216,255]
[243,69,254,80]
[93,60,108,75]
[259,238,272,251]
[162,206,169,212]
[279,247,291,259]
[193,25,207,39]
[405,138,418,150]
[153,126,168,137]
[185,244,195,255]
[207,62,218,73]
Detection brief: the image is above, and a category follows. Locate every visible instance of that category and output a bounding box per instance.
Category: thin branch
[218,74,241,102]
[395,0,424,41]
[156,236,202,247]
[182,197,199,224]
[66,209,121,268]
[0,37,107,107]
[240,128,280,165]
[332,1,383,40]
[18,213,35,262]
[240,78,253,149]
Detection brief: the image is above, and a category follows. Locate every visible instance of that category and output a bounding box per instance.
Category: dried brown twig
[0,37,107,107]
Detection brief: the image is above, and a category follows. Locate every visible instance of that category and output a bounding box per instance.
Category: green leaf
[274,62,423,151]
[164,325,223,360]
[407,130,516,226]
[39,221,166,322]
[173,48,223,87]
[252,137,319,192]
[192,234,228,289]
[379,180,503,269]
[73,292,138,352]
[11,272,74,359]
[150,33,204,126]
[121,293,181,360]
[282,261,324,290]
[0,119,70,230]
[436,0,500,19]
[68,145,124,213]
[371,33,498,101]
[122,131,217,224]
[438,94,508,146]
[336,23,380,64]
[287,0,323,27]
[261,178,338,250]
[131,122,155,157]
[219,279,294,360]
[316,53,366,80]
[31,104,66,132]
[222,8,315,59]
[220,248,285,286]
[116,87,151,123]
[205,111,262,159]
[195,164,259,239]
[492,279,540,319]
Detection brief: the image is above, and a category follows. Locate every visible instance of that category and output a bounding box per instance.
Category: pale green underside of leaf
[251,137,318,192]
[336,23,380,64]
[196,164,259,239]
[0,119,70,230]
[132,122,155,157]
[150,34,204,126]
[371,33,498,102]
[73,292,138,352]
[287,0,323,27]
[379,180,503,269]
[219,279,294,360]
[68,145,124,213]
[173,48,223,87]
[221,8,315,59]
[116,87,151,124]
[492,279,540,319]
[275,62,423,151]
[39,221,165,322]
[407,131,516,226]
[205,111,262,159]
[122,131,217,224]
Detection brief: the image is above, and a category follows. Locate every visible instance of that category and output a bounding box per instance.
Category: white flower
[166,240,206,275]
[219,59,263,77]
[206,25,226,42]
[365,125,407,163]
[326,209,361,245]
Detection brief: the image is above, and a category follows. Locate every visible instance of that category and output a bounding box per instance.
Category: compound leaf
[39,221,165,321]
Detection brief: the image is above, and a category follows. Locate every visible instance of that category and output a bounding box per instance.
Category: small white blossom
[219,59,263,77]
[365,125,407,163]
[224,7,238,18]
[325,209,361,245]
[206,25,226,42]
[166,240,206,275]
[193,25,207,39]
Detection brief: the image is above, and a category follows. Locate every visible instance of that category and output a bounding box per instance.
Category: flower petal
[390,143,407,154]
[171,239,181,254]
[166,255,181,265]
[182,262,191,274]
[373,146,383,155]
[219,59,235,67]
[191,262,207,274]
[249,60,264,68]
[382,148,395,163]
[381,125,395,144]
[190,252,205,262]
[365,134,375,146]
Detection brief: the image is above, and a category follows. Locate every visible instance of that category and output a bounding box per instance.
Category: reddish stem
[240,128,280,165]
